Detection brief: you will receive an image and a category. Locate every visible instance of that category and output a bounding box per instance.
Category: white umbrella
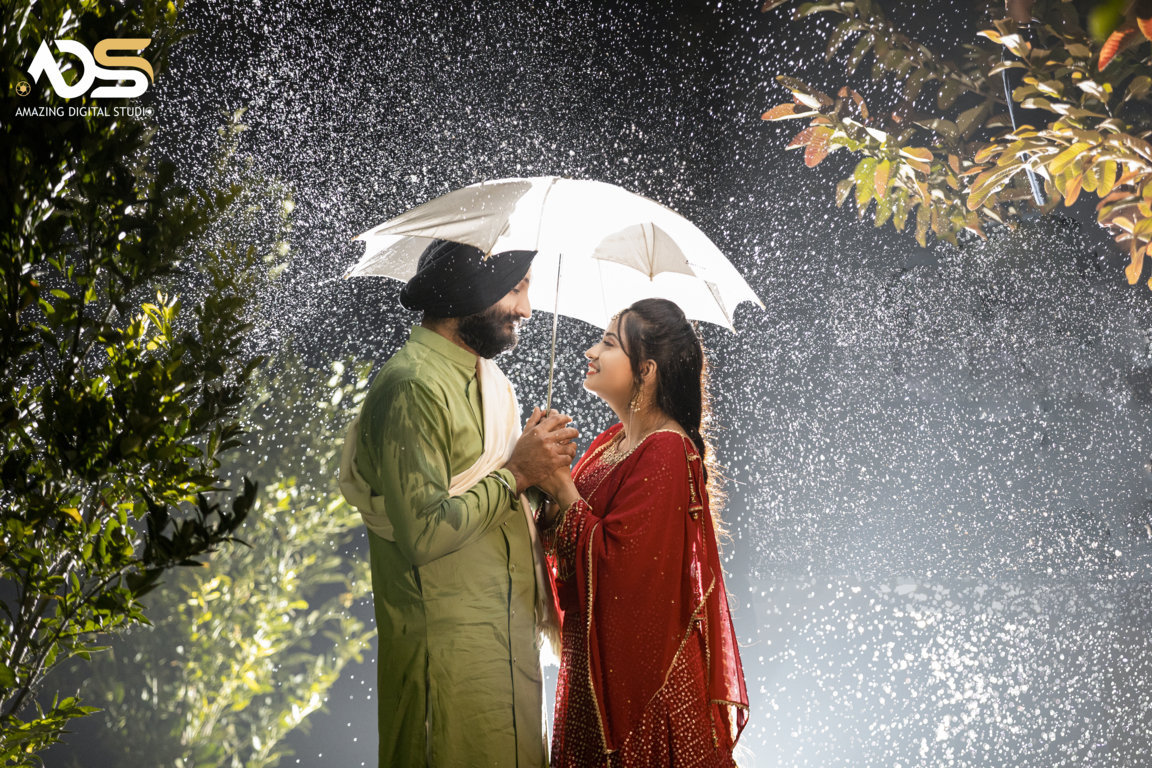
[345,176,764,406]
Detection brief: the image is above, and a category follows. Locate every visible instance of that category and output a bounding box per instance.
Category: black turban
[399,239,536,317]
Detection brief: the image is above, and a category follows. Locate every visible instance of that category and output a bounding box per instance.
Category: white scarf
[339,357,560,655]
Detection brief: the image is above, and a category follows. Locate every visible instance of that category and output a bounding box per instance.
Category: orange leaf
[964,212,987,240]
[900,147,933,163]
[905,158,931,175]
[1139,16,1152,42]
[805,128,832,167]
[874,159,891,199]
[762,103,812,121]
[1064,173,1084,207]
[1126,242,1147,285]
[787,127,814,149]
[1099,27,1139,70]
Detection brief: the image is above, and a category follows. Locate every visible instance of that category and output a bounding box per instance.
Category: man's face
[456,270,532,358]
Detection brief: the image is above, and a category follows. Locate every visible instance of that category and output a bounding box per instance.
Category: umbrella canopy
[345,176,764,330]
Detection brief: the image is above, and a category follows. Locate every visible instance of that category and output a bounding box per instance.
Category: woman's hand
[538,468,581,525]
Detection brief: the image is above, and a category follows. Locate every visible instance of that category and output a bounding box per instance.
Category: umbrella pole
[546,252,562,411]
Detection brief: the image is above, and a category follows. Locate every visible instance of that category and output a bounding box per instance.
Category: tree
[75,355,376,768]
[759,0,1152,285]
[1,1,268,760]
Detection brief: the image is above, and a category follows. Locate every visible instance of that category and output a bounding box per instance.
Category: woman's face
[583,315,635,405]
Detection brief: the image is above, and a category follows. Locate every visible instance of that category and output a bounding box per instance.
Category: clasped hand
[503,407,579,499]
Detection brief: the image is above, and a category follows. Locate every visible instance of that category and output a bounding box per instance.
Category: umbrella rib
[533,177,561,253]
[644,222,654,279]
[597,255,609,327]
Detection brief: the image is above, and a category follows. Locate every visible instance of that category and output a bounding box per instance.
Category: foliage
[1,1,268,762]
[78,356,375,768]
[760,0,1152,285]
[41,56,372,766]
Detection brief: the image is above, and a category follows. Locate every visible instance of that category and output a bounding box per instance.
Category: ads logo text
[28,39,154,99]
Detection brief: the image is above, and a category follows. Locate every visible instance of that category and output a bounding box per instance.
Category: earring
[630,389,646,412]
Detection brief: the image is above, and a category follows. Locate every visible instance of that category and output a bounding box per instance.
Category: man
[339,239,578,767]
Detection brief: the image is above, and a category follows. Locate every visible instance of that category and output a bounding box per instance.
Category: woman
[537,298,748,768]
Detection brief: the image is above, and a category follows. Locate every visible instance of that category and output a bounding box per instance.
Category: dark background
[48,0,1152,765]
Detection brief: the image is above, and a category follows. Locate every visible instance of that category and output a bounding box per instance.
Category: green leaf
[1125,75,1152,102]
[1049,142,1093,175]
[835,178,855,207]
[956,102,990,138]
[853,158,878,212]
[1098,160,1118,195]
[915,200,932,247]
[937,77,966,109]
[846,33,874,75]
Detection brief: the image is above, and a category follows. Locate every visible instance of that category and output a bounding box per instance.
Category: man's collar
[410,325,478,373]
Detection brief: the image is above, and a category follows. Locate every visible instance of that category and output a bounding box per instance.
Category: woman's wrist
[553,484,581,515]
[540,485,580,527]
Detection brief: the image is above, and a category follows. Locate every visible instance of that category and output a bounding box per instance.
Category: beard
[456,304,521,359]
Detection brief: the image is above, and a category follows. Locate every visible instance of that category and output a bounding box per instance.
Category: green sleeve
[362,379,519,567]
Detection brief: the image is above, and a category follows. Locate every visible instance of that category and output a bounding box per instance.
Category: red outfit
[544,424,748,768]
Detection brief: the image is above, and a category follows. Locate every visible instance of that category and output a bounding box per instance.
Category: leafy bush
[78,356,375,768]
[1,2,267,761]
[760,0,1152,284]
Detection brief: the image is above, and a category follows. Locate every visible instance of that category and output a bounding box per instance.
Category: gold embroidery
[584,519,612,755]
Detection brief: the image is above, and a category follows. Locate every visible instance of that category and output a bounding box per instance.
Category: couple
[340,239,748,767]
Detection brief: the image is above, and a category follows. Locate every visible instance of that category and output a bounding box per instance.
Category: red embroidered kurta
[544,424,748,768]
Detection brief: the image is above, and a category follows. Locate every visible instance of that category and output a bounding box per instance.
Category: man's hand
[503,408,579,494]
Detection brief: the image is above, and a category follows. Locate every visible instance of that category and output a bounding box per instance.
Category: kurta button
[510,564,516,571]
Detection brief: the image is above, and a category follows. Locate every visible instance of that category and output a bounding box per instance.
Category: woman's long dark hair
[617,298,725,520]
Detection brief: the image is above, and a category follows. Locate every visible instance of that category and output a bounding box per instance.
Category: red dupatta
[566,423,748,752]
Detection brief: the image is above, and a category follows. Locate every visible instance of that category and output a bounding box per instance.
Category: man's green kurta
[354,326,545,768]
